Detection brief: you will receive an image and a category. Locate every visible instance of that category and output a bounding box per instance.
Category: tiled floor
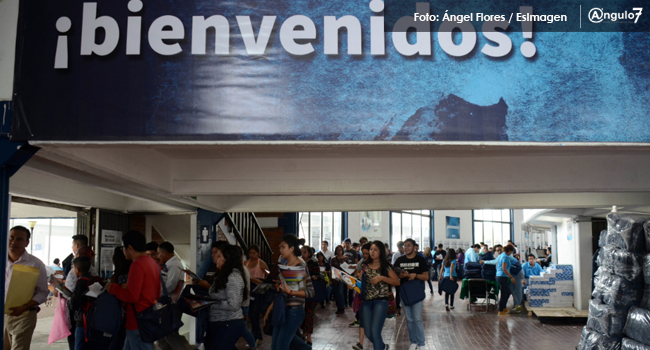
[254,289,583,350]
[31,287,584,350]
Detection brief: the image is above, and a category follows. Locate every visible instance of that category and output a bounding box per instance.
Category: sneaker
[353,343,364,350]
[449,305,455,310]
[513,305,522,312]
[408,344,418,350]
[498,311,510,316]
[445,304,450,311]
[349,320,360,327]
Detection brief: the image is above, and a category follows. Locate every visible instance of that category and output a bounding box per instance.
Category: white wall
[574,220,593,311]
[555,217,592,311]
[257,217,278,228]
[347,211,391,245]
[433,210,473,250]
[0,0,18,101]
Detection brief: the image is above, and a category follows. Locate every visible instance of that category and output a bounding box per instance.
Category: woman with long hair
[110,246,131,285]
[206,244,255,349]
[263,234,315,350]
[316,252,331,309]
[329,245,349,314]
[245,244,269,344]
[360,241,400,350]
[439,248,458,311]
[423,247,434,294]
[108,246,131,350]
[300,246,320,345]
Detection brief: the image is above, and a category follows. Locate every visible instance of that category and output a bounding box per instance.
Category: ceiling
[10,142,650,212]
[10,202,77,218]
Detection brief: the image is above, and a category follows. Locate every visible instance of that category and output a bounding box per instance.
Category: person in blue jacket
[522,254,543,286]
[465,244,480,263]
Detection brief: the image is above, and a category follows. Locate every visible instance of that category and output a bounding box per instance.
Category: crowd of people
[3,225,548,350]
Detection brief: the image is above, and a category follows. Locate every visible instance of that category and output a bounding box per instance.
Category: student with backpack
[68,256,106,350]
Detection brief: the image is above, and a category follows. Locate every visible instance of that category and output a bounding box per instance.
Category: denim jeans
[509,270,525,306]
[271,308,307,350]
[124,330,154,350]
[75,327,85,350]
[497,277,512,312]
[333,282,346,311]
[206,319,250,350]
[361,299,389,350]
[402,300,425,347]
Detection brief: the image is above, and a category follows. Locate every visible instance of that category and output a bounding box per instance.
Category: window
[299,212,343,248]
[391,210,431,252]
[10,218,77,267]
[473,209,512,246]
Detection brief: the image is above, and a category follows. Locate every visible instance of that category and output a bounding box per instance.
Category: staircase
[223,212,273,266]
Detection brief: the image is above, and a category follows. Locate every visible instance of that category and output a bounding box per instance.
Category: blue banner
[10,0,650,141]
[446,216,460,239]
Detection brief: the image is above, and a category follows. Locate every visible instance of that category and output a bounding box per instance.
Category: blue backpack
[85,292,123,344]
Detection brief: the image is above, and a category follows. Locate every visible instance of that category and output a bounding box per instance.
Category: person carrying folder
[4,226,48,350]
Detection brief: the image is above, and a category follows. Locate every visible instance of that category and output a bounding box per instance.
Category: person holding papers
[4,226,48,350]
[69,256,104,350]
[263,234,314,350]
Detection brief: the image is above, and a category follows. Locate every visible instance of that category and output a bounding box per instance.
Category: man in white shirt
[391,241,405,265]
[156,242,192,350]
[4,226,48,350]
[158,242,185,297]
[320,240,334,262]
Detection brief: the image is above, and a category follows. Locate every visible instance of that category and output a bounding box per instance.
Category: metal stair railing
[224,212,273,266]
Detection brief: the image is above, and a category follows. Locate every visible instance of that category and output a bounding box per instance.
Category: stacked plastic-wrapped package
[527,264,574,307]
[463,262,482,279]
[617,220,650,350]
[481,263,496,281]
[579,214,650,350]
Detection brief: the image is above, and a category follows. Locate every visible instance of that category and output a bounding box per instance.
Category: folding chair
[466,279,497,313]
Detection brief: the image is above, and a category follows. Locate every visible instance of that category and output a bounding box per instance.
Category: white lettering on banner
[481,21,512,57]
[236,16,276,55]
[191,15,230,55]
[392,2,432,56]
[55,1,550,69]
[148,16,185,56]
[80,3,119,56]
[324,16,363,55]
[281,15,317,56]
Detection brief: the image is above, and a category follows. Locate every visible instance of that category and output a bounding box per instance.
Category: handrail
[223,212,273,266]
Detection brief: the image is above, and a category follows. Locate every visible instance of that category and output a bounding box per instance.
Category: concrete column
[188,213,197,344]
[574,218,593,311]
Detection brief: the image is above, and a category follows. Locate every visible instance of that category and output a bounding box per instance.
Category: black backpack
[85,292,123,345]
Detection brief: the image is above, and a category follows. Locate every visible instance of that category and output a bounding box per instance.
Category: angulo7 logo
[588,7,643,23]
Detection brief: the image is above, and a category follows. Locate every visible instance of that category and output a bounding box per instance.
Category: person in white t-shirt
[320,240,334,262]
